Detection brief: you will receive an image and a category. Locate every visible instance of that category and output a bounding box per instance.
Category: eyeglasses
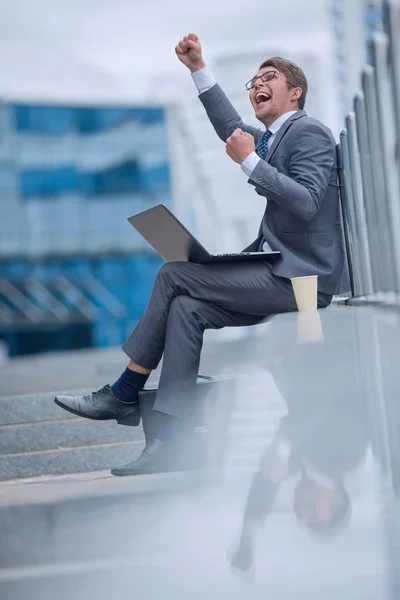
[245,70,297,91]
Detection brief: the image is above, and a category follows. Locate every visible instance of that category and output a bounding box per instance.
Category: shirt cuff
[191,66,217,95]
[241,152,261,177]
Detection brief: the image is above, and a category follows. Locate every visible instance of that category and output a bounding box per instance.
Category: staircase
[0,390,145,481]
[0,325,285,598]
[0,346,150,482]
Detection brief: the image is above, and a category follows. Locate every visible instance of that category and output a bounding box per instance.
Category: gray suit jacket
[199,84,350,295]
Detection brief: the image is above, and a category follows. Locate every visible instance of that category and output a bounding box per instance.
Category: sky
[0,0,333,102]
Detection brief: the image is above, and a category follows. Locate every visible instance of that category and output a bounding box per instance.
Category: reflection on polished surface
[1,305,399,599]
[230,307,368,574]
[224,305,399,597]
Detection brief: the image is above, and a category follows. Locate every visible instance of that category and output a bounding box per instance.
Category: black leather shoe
[54,384,140,426]
[111,438,169,476]
[111,438,196,476]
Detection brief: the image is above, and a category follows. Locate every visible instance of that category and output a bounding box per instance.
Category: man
[54,33,349,476]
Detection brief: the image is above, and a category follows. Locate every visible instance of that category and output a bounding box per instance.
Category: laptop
[128,204,280,264]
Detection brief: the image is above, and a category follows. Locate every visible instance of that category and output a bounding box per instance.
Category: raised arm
[175,32,206,75]
[175,33,262,142]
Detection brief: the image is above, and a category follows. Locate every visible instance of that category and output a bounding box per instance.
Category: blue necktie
[256,129,272,160]
[256,130,272,250]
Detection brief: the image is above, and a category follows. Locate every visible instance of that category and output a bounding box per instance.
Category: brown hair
[259,57,308,110]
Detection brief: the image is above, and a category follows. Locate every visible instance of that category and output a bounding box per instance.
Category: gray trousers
[122,261,331,419]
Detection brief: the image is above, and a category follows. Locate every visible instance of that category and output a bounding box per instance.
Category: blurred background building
[0,0,387,356]
[0,104,168,355]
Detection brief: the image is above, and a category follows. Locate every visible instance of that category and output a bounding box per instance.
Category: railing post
[345,112,374,295]
[337,142,355,297]
[371,32,400,293]
[383,0,400,149]
[362,66,397,292]
[354,92,382,293]
[339,131,362,296]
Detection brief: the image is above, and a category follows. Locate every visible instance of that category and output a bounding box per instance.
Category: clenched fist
[226,129,256,164]
[175,33,206,73]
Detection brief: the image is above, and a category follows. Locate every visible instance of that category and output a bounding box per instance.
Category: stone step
[0,382,162,425]
[0,417,144,455]
[0,440,144,481]
[0,373,238,426]
[0,390,89,425]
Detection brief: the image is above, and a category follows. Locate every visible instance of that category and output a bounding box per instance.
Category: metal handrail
[354,92,381,293]
[337,140,356,297]
[341,21,400,299]
[345,112,374,295]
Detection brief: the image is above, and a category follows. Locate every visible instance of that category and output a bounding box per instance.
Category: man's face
[293,479,345,530]
[249,67,300,127]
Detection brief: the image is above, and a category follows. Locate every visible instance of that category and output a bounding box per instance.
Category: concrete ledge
[0,469,205,570]
[0,469,203,508]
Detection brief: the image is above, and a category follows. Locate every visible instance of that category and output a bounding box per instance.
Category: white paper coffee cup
[290,275,318,311]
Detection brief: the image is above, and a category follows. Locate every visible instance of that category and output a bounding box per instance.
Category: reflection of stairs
[209,372,286,477]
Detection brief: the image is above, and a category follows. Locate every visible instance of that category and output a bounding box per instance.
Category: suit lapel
[265,110,307,162]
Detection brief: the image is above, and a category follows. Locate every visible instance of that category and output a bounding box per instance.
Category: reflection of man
[230,352,368,573]
[54,33,349,477]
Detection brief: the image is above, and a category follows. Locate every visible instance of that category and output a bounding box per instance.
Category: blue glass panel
[61,257,92,277]
[0,259,31,279]
[75,108,136,134]
[12,105,165,135]
[21,166,79,198]
[20,160,148,199]
[139,164,170,191]
[133,107,165,124]
[94,256,129,283]
[82,159,141,197]
[13,106,73,134]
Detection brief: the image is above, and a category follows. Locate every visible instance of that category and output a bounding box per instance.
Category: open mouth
[255,92,271,105]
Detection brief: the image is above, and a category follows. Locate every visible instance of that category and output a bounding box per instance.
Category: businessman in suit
[54,33,349,476]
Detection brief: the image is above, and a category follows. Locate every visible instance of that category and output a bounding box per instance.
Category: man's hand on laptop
[226,129,255,164]
[175,33,206,73]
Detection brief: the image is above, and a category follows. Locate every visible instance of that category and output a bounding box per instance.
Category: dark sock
[111,367,150,402]
[153,410,189,444]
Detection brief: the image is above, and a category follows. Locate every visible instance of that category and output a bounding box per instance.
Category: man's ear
[292,87,303,103]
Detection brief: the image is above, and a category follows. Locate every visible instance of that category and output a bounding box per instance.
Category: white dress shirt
[272,437,337,490]
[241,110,298,176]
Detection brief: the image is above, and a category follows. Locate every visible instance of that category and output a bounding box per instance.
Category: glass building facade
[0,102,171,356]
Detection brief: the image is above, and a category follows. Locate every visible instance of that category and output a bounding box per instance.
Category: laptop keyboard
[213,253,252,257]
[212,252,265,257]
